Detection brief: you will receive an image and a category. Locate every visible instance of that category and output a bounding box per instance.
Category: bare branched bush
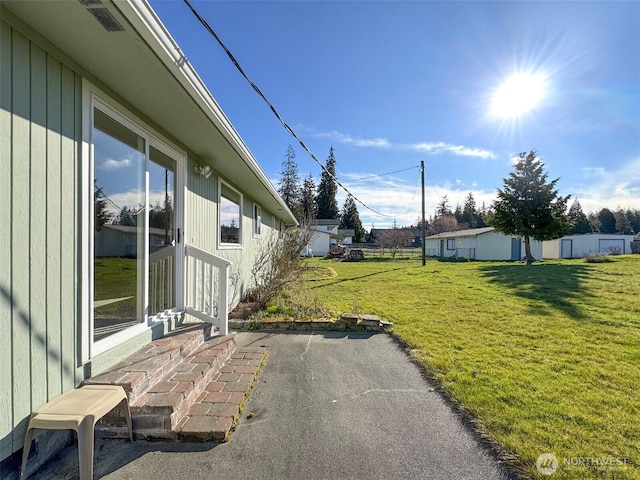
[246,224,313,307]
[584,252,613,263]
[378,229,415,257]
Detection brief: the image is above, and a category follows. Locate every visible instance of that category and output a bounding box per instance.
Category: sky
[149,0,640,229]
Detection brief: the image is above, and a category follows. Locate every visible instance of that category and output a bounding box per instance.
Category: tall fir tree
[597,208,616,233]
[626,209,640,234]
[300,174,317,224]
[614,208,633,234]
[315,146,339,219]
[339,195,365,243]
[489,150,571,264]
[461,192,480,228]
[435,195,451,217]
[277,145,302,220]
[568,199,592,234]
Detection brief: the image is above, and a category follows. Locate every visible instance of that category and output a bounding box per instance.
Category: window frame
[446,239,456,250]
[218,179,243,248]
[253,203,262,238]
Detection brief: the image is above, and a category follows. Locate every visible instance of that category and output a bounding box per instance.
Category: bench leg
[77,419,94,480]
[19,426,35,479]
[121,399,133,442]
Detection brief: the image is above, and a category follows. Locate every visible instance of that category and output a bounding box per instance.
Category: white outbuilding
[543,233,637,259]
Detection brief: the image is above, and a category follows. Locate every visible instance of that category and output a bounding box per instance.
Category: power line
[182,0,405,219]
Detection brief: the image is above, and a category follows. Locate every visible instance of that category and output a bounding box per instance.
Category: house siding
[1,4,293,466]
[0,18,83,459]
[186,164,279,306]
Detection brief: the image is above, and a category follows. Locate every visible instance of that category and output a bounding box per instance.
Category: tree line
[408,193,640,237]
[278,145,366,242]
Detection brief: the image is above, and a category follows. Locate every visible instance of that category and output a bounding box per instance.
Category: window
[446,239,456,250]
[253,204,261,237]
[219,181,242,246]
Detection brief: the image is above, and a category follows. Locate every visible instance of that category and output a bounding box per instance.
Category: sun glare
[490,73,546,118]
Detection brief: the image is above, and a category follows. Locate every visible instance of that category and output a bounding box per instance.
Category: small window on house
[219,182,242,246]
[446,239,456,250]
[253,204,261,237]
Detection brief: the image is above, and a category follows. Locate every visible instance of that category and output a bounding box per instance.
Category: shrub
[584,252,613,263]
[245,225,312,307]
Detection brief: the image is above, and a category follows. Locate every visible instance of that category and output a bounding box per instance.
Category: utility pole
[421,160,426,266]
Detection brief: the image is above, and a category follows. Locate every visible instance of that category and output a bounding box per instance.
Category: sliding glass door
[92,106,180,344]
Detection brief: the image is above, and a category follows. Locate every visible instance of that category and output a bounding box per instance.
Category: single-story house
[424,227,543,261]
[307,220,353,256]
[543,233,637,259]
[1,0,296,472]
[305,229,332,257]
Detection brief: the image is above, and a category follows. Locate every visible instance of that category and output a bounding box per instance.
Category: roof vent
[87,7,125,32]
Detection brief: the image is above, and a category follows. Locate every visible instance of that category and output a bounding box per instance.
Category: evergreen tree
[454,204,464,225]
[597,208,616,233]
[587,212,601,232]
[300,174,317,224]
[94,180,111,231]
[461,192,479,228]
[315,146,339,219]
[568,199,592,234]
[489,150,572,264]
[614,208,633,234]
[626,209,640,234]
[435,195,451,217]
[339,195,365,243]
[278,145,302,220]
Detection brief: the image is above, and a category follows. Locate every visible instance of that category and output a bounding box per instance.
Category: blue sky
[150,0,639,228]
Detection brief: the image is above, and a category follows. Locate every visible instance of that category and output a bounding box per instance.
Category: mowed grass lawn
[308,255,640,479]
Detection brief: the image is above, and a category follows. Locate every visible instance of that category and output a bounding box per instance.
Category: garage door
[599,239,625,254]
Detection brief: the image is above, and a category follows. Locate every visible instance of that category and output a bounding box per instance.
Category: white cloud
[303,127,494,159]
[409,142,495,159]
[571,158,640,213]
[100,158,131,170]
[308,129,391,148]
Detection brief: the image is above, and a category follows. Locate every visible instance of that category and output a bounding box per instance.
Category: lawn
[307,255,640,479]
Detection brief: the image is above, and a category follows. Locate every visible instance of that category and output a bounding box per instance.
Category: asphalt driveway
[28,331,513,480]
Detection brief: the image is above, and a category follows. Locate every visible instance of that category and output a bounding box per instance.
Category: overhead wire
[182,0,412,219]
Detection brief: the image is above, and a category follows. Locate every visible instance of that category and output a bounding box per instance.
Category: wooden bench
[20,385,132,480]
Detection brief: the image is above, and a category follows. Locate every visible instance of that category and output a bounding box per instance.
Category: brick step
[177,347,268,442]
[86,323,213,405]
[129,335,237,439]
[85,323,238,439]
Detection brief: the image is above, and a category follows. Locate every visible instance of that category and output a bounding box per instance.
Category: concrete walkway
[28,331,513,480]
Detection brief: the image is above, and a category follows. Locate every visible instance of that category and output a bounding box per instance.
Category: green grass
[94,257,137,300]
[309,255,640,479]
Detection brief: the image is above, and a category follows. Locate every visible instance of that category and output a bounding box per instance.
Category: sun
[490,72,547,118]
